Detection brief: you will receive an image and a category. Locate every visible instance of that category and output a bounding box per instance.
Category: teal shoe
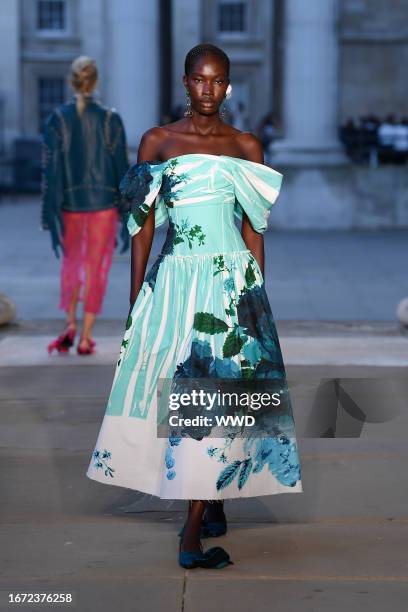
[178,515,227,539]
[178,539,233,569]
[201,516,227,537]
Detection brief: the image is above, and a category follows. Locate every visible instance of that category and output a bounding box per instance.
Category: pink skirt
[60,208,119,315]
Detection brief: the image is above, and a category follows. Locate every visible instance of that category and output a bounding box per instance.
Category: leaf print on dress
[92,449,115,478]
[193,313,229,335]
[213,255,239,317]
[173,219,206,249]
[117,313,135,366]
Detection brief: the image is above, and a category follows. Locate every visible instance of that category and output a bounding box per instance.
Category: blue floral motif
[174,339,214,378]
[208,433,301,492]
[209,357,241,378]
[244,434,301,487]
[205,435,236,467]
[164,442,178,480]
[237,284,285,378]
[144,216,206,294]
[243,339,262,365]
[161,219,177,255]
[169,436,182,446]
[120,161,161,229]
[163,435,184,479]
[144,221,177,291]
[175,339,246,381]
[92,448,115,478]
[160,159,188,207]
[223,277,235,293]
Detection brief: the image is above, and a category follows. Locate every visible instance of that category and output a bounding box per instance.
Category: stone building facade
[0,0,407,227]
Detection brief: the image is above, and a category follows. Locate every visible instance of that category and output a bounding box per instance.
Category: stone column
[273,0,347,165]
[106,0,159,150]
[171,0,201,109]
[79,0,106,99]
[0,0,20,150]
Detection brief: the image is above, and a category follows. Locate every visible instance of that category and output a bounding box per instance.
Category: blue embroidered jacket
[41,96,130,257]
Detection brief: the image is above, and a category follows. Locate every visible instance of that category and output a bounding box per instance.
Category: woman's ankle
[181,522,202,552]
[79,335,91,344]
[205,501,226,522]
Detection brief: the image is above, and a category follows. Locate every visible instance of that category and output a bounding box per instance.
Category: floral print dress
[86,154,303,500]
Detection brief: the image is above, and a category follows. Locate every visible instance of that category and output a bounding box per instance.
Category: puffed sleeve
[231,158,283,233]
[119,160,168,237]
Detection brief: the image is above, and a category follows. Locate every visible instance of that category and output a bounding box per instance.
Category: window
[38,77,65,131]
[218,2,247,33]
[37,1,66,31]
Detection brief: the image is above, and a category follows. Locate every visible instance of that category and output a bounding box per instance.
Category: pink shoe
[48,323,77,354]
[77,337,96,356]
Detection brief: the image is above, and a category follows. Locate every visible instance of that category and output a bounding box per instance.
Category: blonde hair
[70,56,98,114]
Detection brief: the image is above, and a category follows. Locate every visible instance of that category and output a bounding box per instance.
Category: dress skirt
[60,208,118,314]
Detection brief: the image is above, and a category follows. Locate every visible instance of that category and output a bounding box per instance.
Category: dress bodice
[120,154,283,256]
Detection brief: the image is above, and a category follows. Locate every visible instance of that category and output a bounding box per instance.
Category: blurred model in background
[41,56,129,355]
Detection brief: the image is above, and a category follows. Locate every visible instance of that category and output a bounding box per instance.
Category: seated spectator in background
[232,101,249,132]
[378,114,402,164]
[258,112,276,163]
[359,114,380,166]
[378,114,397,148]
[340,118,358,160]
[340,113,407,165]
[393,117,408,164]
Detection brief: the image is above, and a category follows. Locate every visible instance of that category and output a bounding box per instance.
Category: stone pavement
[0,318,407,611]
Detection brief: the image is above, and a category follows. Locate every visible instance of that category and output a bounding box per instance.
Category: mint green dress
[86,154,303,500]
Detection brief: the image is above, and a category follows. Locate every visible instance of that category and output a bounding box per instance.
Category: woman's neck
[189,113,224,136]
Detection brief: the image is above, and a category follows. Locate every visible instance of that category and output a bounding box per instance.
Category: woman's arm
[128,128,162,313]
[238,134,266,276]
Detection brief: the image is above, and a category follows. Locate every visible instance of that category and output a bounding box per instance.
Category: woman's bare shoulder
[139,126,167,148]
[138,121,191,160]
[234,131,264,163]
[138,126,169,161]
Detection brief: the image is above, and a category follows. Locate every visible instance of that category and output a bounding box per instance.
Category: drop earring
[220,83,232,120]
[220,96,227,119]
[184,90,193,118]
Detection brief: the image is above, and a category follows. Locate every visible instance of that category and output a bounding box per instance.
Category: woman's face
[183,54,229,116]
